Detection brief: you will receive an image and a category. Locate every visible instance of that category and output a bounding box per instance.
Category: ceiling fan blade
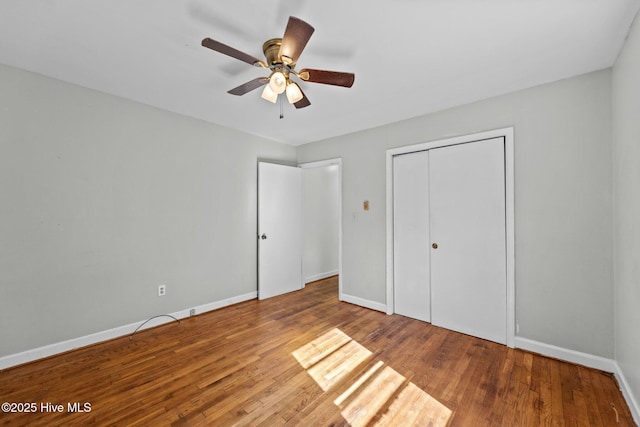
[228,77,269,96]
[299,68,355,88]
[202,38,264,67]
[294,88,311,109]
[278,17,314,66]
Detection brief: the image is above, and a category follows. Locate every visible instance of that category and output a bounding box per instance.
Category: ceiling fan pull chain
[279,95,284,119]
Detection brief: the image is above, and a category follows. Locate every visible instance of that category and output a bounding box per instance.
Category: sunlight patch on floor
[292,328,372,391]
[306,340,372,391]
[334,360,384,406]
[292,328,355,370]
[376,382,453,426]
[292,328,453,426]
[338,365,406,426]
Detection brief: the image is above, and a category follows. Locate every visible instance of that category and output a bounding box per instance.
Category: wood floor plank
[0,276,635,426]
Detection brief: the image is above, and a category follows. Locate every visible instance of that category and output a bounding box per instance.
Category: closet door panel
[393,151,431,322]
[429,137,507,344]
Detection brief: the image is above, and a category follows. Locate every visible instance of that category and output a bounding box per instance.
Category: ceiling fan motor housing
[263,38,284,66]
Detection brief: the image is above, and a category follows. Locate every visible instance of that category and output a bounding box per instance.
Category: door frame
[385,127,515,348]
[299,158,344,301]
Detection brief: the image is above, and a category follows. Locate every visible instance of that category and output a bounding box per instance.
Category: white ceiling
[1,1,639,146]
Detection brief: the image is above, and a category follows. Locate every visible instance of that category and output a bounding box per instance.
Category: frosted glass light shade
[269,71,287,94]
[261,85,278,103]
[286,82,303,104]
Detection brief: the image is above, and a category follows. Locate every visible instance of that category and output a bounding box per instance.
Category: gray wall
[0,64,296,357]
[302,165,339,283]
[297,70,614,358]
[613,12,640,409]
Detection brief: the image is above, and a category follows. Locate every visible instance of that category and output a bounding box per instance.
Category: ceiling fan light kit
[202,16,355,110]
[286,82,304,103]
[261,84,278,103]
[268,71,287,94]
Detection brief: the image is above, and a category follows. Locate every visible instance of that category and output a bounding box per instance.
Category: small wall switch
[158,285,166,296]
[363,200,369,211]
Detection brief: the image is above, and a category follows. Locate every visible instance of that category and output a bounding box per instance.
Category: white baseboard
[515,337,617,372]
[613,361,640,425]
[340,293,386,313]
[304,270,339,284]
[515,337,639,425]
[0,292,257,371]
[186,292,257,317]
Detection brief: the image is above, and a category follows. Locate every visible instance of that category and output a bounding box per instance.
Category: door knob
[432,243,438,249]
[261,233,267,240]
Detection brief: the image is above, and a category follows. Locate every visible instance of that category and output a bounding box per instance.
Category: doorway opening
[301,159,343,300]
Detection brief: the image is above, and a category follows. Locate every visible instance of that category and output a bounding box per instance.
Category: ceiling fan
[201,16,355,109]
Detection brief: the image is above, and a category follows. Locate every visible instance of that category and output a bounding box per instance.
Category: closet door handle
[432,243,438,249]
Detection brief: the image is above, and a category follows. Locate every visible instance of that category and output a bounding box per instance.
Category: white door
[429,138,507,344]
[393,151,431,322]
[258,162,303,300]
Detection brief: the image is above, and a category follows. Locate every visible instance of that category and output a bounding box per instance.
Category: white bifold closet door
[393,151,431,322]
[393,137,507,344]
[429,138,507,344]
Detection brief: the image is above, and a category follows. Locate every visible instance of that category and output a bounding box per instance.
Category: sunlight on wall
[292,328,453,426]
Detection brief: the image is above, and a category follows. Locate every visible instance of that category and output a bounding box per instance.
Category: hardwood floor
[0,276,635,426]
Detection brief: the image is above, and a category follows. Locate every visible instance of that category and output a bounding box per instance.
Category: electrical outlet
[189,309,196,317]
[158,285,166,296]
